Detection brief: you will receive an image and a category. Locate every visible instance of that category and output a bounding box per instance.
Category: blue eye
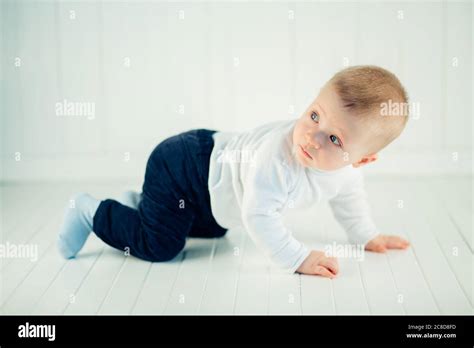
[329,134,341,146]
[310,111,319,122]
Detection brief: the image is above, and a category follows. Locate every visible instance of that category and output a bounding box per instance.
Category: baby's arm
[242,192,339,277]
[328,169,410,251]
[242,155,341,277]
[241,159,310,274]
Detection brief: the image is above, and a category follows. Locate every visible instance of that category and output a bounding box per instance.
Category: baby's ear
[352,153,378,168]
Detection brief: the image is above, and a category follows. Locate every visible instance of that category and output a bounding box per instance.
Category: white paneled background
[1,0,472,181]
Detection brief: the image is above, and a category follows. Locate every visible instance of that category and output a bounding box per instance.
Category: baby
[57,65,410,278]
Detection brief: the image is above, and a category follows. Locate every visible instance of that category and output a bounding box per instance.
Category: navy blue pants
[92,129,228,262]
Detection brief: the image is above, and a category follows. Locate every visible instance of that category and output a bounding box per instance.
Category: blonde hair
[328,65,409,154]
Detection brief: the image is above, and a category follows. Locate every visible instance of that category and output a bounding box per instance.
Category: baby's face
[292,83,375,171]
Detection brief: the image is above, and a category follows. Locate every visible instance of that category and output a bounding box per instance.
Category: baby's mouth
[299,145,313,160]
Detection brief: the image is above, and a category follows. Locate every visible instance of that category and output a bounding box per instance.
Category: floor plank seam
[30,254,68,314]
[162,251,186,314]
[231,230,248,315]
[265,265,271,315]
[385,254,407,315]
[0,240,54,309]
[129,261,153,315]
[197,238,217,314]
[62,246,107,314]
[446,213,473,254]
[432,185,473,254]
[297,274,303,315]
[2,240,60,312]
[357,261,372,314]
[96,254,128,314]
[1,216,57,271]
[429,217,473,309]
[330,277,337,314]
[408,246,442,314]
[426,181,473,307]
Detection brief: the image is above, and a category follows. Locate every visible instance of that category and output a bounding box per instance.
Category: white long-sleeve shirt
[207,119,380,273]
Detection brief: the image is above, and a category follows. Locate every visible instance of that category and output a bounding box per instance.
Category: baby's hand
[296,250,338,278]
[365,234,410,253]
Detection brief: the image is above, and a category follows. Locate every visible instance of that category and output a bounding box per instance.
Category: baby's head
[292,65,409,171]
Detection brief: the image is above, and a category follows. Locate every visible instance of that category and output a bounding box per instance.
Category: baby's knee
[213,228,228,238]
[149,239,185,262]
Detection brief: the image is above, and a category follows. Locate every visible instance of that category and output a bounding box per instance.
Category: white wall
[1,0,472,182]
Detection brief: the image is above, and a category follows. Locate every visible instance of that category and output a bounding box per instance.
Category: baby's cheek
[340,150,351,165]
[319,149,347,170]
[292,123,303,141]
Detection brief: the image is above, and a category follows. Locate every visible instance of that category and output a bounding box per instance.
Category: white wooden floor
[0,176,472,315]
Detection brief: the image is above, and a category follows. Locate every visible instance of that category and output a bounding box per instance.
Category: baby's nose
[310,141,321,150]
[306,133,321,149]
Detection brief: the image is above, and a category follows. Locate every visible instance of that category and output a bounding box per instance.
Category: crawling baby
[57,65,410,278]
